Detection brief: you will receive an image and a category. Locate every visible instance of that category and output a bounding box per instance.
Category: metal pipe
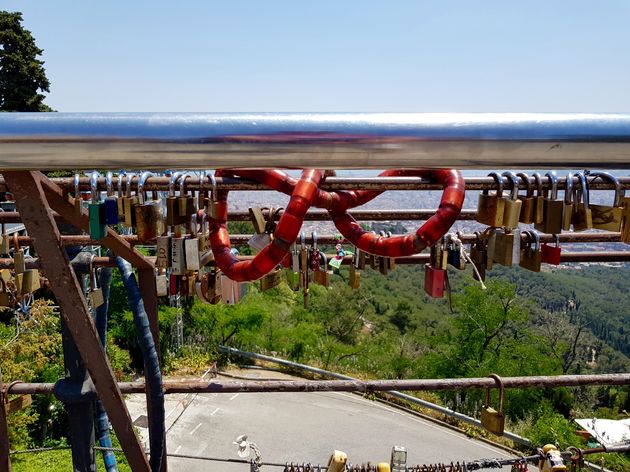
[3,113,630,169]
[5,175,630,193]
[8,372,630,395]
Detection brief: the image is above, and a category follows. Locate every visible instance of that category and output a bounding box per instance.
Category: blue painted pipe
[116,257,164,472]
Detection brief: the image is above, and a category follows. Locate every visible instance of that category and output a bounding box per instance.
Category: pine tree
[0,11,53,111]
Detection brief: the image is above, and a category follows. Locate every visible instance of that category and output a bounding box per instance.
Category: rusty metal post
[3,171,150,472]
[0,382,12,472]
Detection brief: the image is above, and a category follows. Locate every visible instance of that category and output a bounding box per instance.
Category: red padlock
[169,273,179,296]
[424,263,445,298]
[541,235,561,265]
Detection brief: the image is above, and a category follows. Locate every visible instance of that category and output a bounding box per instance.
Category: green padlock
[88,171,107,240]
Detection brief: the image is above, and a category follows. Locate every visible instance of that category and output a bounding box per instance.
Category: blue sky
[3,1,630,112]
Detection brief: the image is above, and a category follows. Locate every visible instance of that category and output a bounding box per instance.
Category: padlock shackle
[116,170,126,198]
[587,170,623,206]
[137,171,154,204]
[125,172,136,198]
[487,172,504,197]
[178,172,195,197]
[168,171,183,197]
[564,172,574,204]
[501,171,520,200]
[206,172,218,201]
[88,253,99,291]
[106,171,114,197]
[311,231,317,249]
[523,230,540,250]
[545,171,558,199]
[90,171,101,203]
[516,172,532,197]
[532,172,544,197]
[486,373,504,413]
[574,172,590,208]
[300,230,306,250]
[74,173,80,198]
[12,232,19,252]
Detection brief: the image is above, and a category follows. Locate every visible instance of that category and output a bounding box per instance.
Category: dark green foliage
[0,11,53,111]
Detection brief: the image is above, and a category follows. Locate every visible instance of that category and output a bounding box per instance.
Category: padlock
[0,224,10,255]
[447,234,465,270]
[313,253,332,287]
[248,231,271,251]
[541,234,561,265]
[470,232,488,282]
[74,173,83,216]
[198,212,211,253]
[185,213,201,271]
[166,171,186,227]
[88,171,107,240]
[261,267,283,291]
[196,270,222,304]
[18,268,40,295]
[501,172,522,230]
[155,232,172,269]
[170,234,187,275]
[519,230,541,272]
[205,172,221,219]
[424,243,446,299]
[299,231,310,307]
[348,249,362,289]
[562,173,574,231]
[116,170,126,220]
[588,171,624,232]
[220,274,247,304]
[532,172,545,225]
[539,444,566,472]
[516,172,535,224]
[492,228,521,266]
[123,173,139,227]
[285,243,301,291]
[169,273,179,296]
[249,207,268,235]
[535,171,564,235]
[12,233,25,274]
[0,278,14,307]
[88,256,105,309]
[179,274,193,297]
[177,173,196,219]
[476,172,505,227]
[480,374,505,436]
[135,171,165,242]
[572,172,593,231]
[156,272,168,297]
[622,190,630,244]
[103,171,119,225]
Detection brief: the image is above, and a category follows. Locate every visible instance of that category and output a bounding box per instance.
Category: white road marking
[189,422,202,435]
[211,407,220,416]
[174,445,182,454]
[230,393,240,401]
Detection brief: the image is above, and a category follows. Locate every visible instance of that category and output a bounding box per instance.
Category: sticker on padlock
[480,373,505,436]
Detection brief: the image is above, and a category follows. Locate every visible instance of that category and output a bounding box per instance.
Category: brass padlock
[248,207,272,251]
[88,256,105,309]
[501,172,522,230]
[588,171,624,232]
[0,277,14,307]
[562,173,574,231]
[198,212,211,253]
[18,269,40,295]
[532,172,545,225]
[348,250,361,289]
[196,270,222,304]
[166,171,185,227]
[572,172,593,231]
[205,172,221,219]
[249,207,268,235]
[492,228,521,266]
[477,172,505,227]
[516,172,535,224]
[123,173,139,227]
[621,191,630,244]
[184,213,201,271]
[0,225,9,256]
[13,233,25,274]
[519,230,541,272]
[135,171,164,242]
[260,267,283,291]
[480,374,505,436]
[535,171,563,235]
[177,173,196,220]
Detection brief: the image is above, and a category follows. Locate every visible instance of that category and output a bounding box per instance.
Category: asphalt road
[126,369,517,471]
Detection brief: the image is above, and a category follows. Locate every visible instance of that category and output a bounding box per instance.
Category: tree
[0,11,53,111]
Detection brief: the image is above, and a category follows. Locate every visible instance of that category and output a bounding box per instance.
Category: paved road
[127,369,517,471]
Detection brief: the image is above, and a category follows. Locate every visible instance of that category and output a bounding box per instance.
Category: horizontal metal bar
[8,373,630,395]
[3,113,630,169]
[4,175,630,193]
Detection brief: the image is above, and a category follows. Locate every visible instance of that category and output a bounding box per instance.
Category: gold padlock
[196,270,222,304]
[477,172,505,227]
[588,171,624,232]
[123,173,139,227]
[501,172,522,230]
[249,207,268,235]
[88,256,105,309]
[205,172,221,219]
[13,233,25,274]
[166,171,185,227]
[0,224,9,256]
[492,228,521,266]
[562,173,574,231]
[480,373,505,436]
[535,171,564,235]
[260,267,283,291]
[116,170,126,219]
[18,269,40,295]
[135,171,165,242]
[519,230,541,272]
[0,278,14,307]
[348,250,361,290]
[532,172,545,225]
[177,173,196,220]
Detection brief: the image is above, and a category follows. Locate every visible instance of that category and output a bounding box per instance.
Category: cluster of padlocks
[422,170,630,299]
